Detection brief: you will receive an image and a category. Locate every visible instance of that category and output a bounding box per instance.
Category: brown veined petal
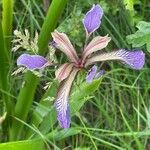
[52,30,79,63]
[55,63,74,82]
[54,68,79,128]
[85,49,145,70]
[82,35,111,61]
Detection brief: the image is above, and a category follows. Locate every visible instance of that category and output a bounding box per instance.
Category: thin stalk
[10,0,67,141]
[2,0,14,55]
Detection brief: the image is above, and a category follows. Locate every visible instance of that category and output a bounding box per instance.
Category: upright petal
[86,65,97,83]
[85,49,145,70]
[17,54,49,70]
[82,35,111,61]
[55,68,79,128]
[83,4,103,36]
[52,30,79,63]
[55,63,74,81]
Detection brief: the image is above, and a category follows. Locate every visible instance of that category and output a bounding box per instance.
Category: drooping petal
[55,92,70,129]
[52,30,79,63]
[82,35,111,61]
[83,4,103,36]
[86,65,97,83]
[55,63,74,81]
[85,49,145,70]
[95,70,105,79]
[17,54,49,70]
[54,68,79,128]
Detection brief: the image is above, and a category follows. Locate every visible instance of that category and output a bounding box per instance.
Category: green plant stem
[38,0,67,54]
[0,21,10,113]
[2,0,14,55]
[1,0,14,115]
[0,0,14,140]
[0,20,11,141]
[9,0,67,141]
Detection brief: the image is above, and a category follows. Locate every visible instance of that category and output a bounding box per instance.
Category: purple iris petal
[17,54,48,70]
[86,65,97,83]
[83,4,103,35]
[54,69,78,129]
[85,49,145,70]
[95,69,105,79]
[119,49,145,70]
[55,99,70,129]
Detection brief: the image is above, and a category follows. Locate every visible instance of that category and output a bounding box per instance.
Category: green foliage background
[0,0,150,149]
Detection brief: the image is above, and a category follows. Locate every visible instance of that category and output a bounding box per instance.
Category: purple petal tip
[55,101,70,129]
[83,4,103,35]
[17,54,48,70]
[120,49,145,70]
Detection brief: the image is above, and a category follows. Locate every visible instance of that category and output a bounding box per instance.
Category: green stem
[10,0,67,141]
[9,72,39,140]
[0,20,10,113]
[2,0,14,55]
[38,0,67,54]
[0,0,14,116]
[0,20,12,141]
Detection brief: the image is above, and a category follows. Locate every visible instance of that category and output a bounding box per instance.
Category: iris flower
[17,4,145,129]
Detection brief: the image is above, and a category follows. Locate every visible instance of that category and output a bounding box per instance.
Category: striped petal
[54,68,79,129]
[82,35,111,61]
[85,49,145,70]
[52,30,79,63]
[83,4,103,36]
[55,63,74,81]
[17,54,49,70]
[86,65,97,83]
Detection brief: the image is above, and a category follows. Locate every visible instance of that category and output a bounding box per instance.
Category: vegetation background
[0,0,150,149]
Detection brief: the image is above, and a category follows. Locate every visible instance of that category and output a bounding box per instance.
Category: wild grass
[0,0,150,149]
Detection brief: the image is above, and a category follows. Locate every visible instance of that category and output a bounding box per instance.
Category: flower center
[74,59,84,69]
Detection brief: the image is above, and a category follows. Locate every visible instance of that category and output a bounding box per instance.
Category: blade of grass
[20,0,41,30]
[119,108,144,149]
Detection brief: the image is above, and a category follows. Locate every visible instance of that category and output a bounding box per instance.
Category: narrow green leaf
[0,139,45,150]
[47,127,81,141]
[70,78,102,115]
[24,80,58,138]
